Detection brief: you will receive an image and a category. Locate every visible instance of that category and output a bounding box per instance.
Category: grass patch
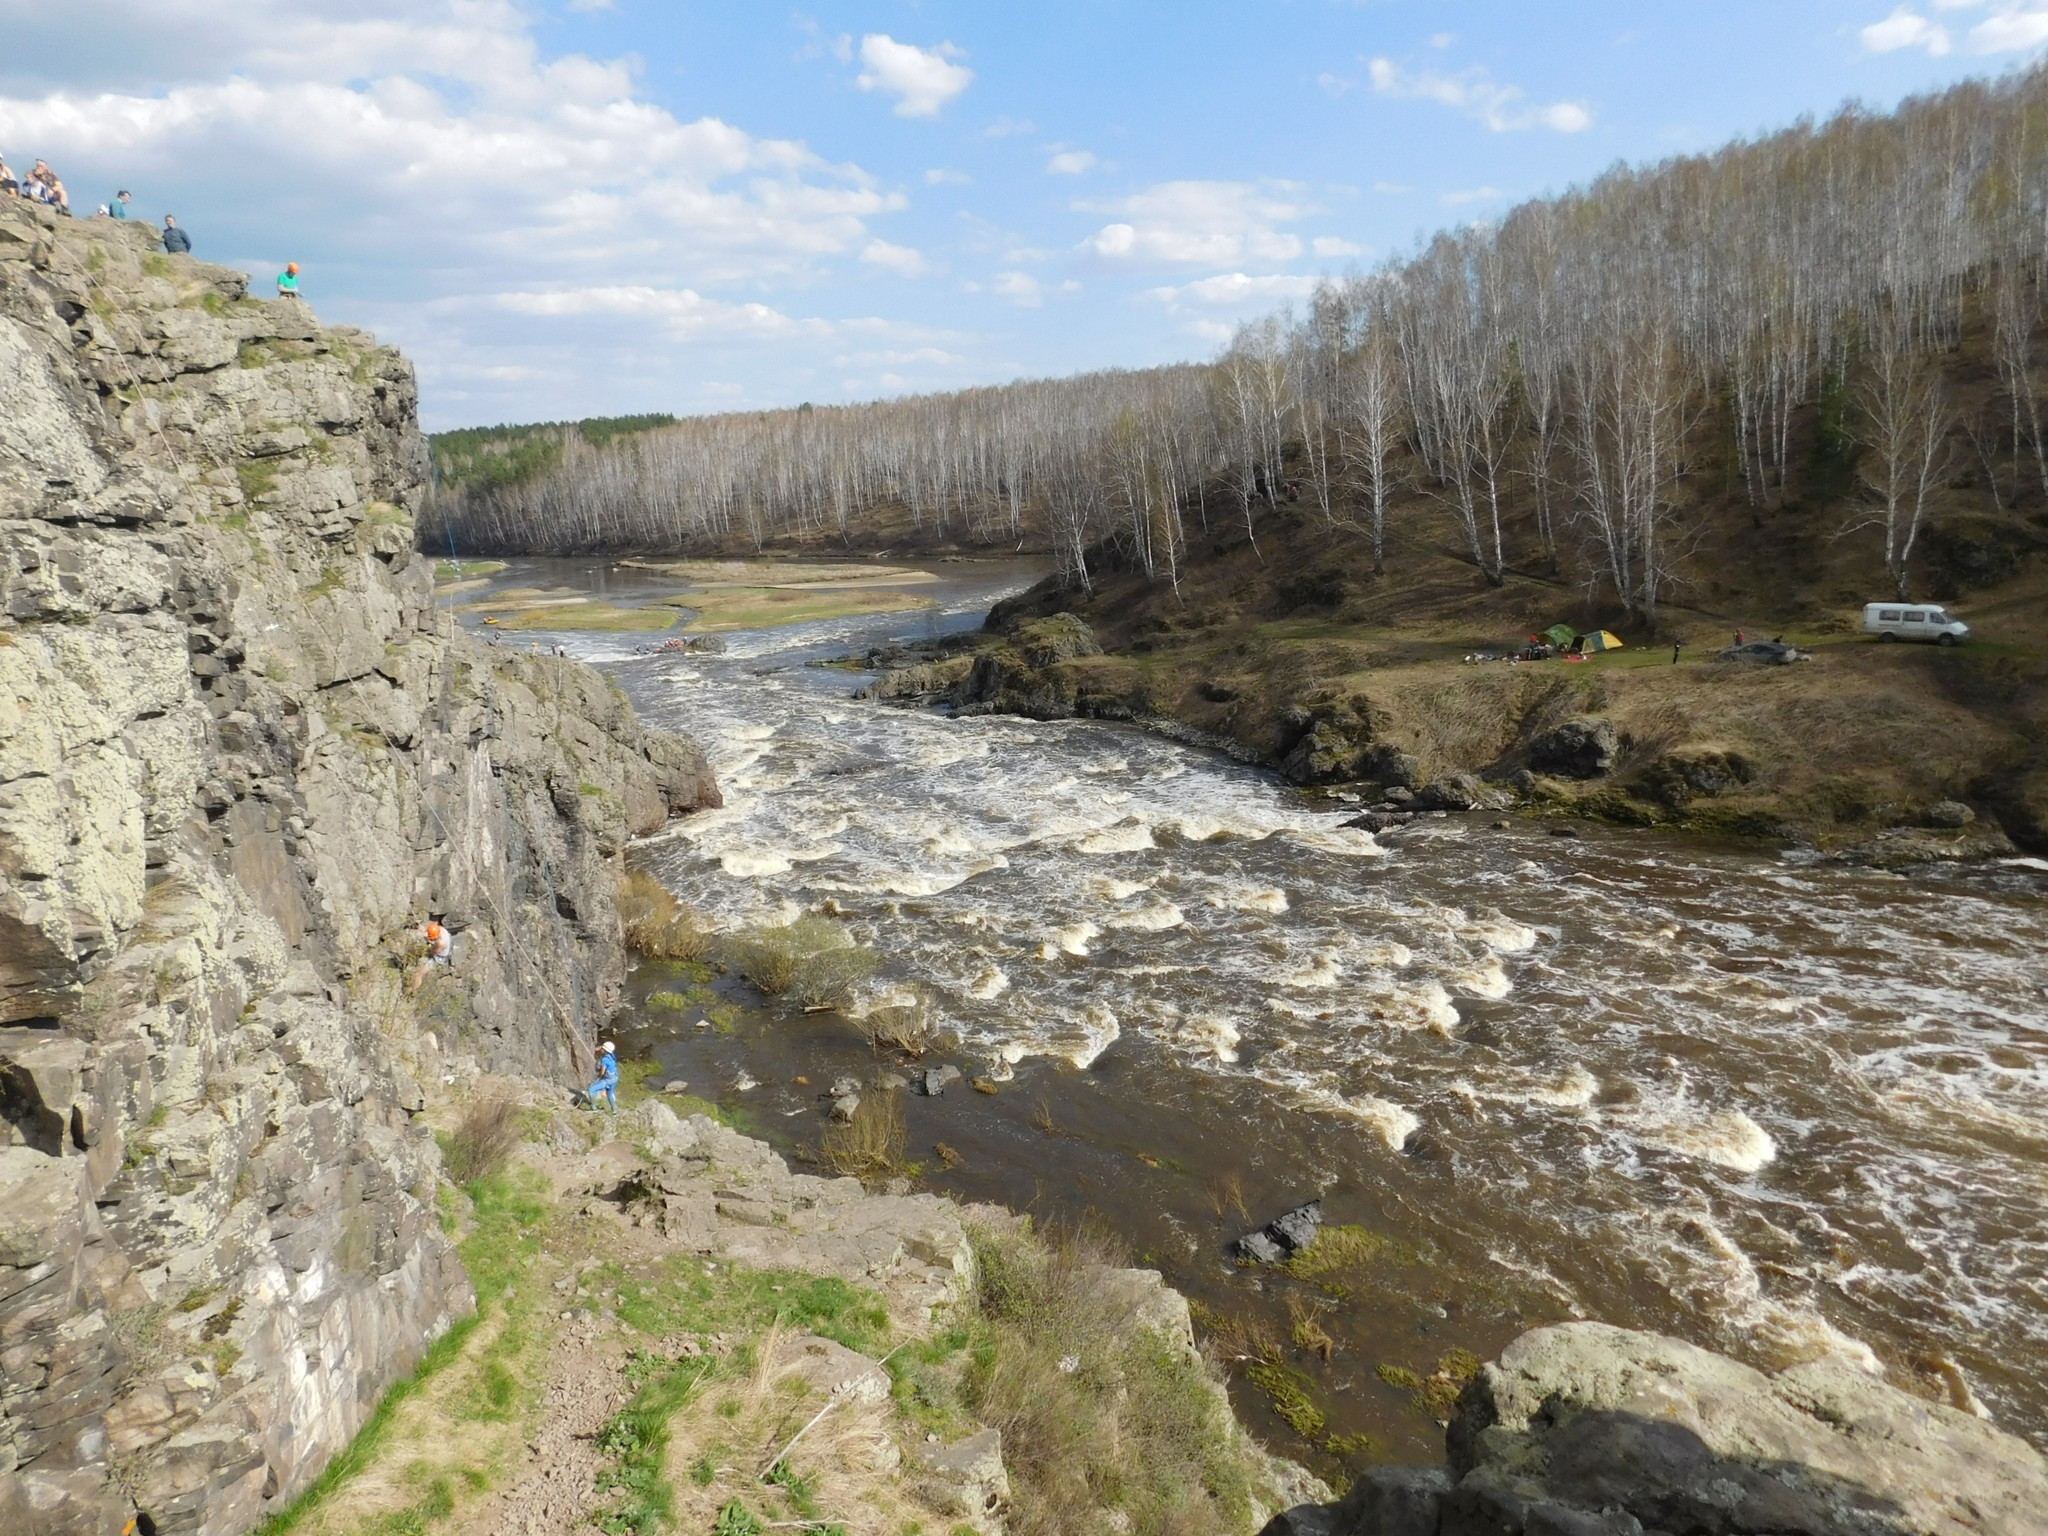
[621,871,715,963]
[1278,1224,1392,1299]
[818,1089,915,1182]
[672,586,935,634]
[611,1262,892,1357]
[722,915,876,1011]
[236,456,281,505]
[594,1355,714,1535]
[488,601,676,633]
[1377,1349,1483,1423]
[435,559,506,581]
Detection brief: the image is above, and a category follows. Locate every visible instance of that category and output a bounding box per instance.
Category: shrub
[443,1097,523,1186]
[856,988,941,1055]
[620,871,712,962]
[818,1089,910,1181]
[723,915,875,1011]
[964,1222,1257,1535]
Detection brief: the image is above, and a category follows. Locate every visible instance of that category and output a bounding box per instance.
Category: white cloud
[1077,180,1309,267]
[1428,31,1457,48]
[991,270,1045,306]
[567,0,616,12]
[1312,235,1366,257]
[0,1,970,424]
[1317,71,1354,97]
[1046,148,1098,175]
[1863,2,2048,55]
[1373,180,1413,194]
[925,166,972,184]
[1860,8,1953,52]
[860,238,930,277]
[494,285,827,340]
[1442,186,1505,206]
[1146,272,1322,311]
[1369,56,1593,133]
[1970,5,2048,51]
[855,34,973,117]
[984,115,1036,137]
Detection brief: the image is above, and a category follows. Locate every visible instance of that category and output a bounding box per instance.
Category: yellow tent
[1580,630,1625,652]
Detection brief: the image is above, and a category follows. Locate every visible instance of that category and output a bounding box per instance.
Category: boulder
[1924,799,1976,828]
[772,1333,891,1407]
[1412,775,1505,813]
[1233,1199,1322,1264]
[1528,718,1618,779]
[1013,613,1101,668]
[916,1427,1010,1519]
[918,1065,963,1097]
[1290,1321,2048,1536]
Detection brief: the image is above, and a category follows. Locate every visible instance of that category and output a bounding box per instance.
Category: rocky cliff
[0,202,716,1535]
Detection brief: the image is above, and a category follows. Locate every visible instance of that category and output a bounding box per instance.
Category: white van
[1862,602,1970,645]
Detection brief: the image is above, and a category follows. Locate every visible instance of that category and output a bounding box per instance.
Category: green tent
[1543,623,1576,647]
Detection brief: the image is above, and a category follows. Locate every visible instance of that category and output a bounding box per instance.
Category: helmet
[287,263,299,274]
[599,1040,615,1054]
[426,921,444,939]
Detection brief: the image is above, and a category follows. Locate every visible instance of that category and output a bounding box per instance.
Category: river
[451,557,2048,1469]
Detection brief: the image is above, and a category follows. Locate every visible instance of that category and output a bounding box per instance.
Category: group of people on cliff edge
[0,158,310,297]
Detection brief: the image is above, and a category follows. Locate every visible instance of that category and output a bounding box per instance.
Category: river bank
[456,559,2048,1487]
[953,563,2048,858]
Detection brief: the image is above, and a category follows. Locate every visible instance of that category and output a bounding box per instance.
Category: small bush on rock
[819,1089,910,1181]
[723,915,876,1010]
[620,871,713,962]
[443,1097,524,1186]
[964,1221,1257,1535]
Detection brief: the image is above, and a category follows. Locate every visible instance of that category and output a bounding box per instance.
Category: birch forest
[427,67,2048,613]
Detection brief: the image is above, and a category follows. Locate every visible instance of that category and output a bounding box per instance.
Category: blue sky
[2,1,2041,429]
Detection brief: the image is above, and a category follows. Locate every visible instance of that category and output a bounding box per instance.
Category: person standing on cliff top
[162,215,190,254]
[277,262,301,299]
[111,189,131,219]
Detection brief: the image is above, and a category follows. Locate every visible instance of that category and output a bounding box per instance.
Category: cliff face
[0,203,716,1535]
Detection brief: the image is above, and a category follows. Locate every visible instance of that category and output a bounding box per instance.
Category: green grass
[610,1259,893,1357]
[1277,1224,1394,1299]
[236,457,281,505]
[256,1170,548,1535]
[594,1355,714,1536]
[435,559,507,581]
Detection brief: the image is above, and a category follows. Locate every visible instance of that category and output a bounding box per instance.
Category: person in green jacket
[277,262,301,298]
[111,190,130,219]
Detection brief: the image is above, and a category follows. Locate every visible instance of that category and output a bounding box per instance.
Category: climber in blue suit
[587,1040,619,1112]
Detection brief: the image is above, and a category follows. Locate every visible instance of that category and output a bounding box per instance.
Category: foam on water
[1076,819,1156,854]
[1109,901,1186,931]
[593,573,2048,1442]
[1615,1095,1780,1174]
[1327,1091,1422,1150]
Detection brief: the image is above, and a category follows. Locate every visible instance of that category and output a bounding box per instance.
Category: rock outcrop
[0,202,716,1535]
[1263,1322,2048,1536]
